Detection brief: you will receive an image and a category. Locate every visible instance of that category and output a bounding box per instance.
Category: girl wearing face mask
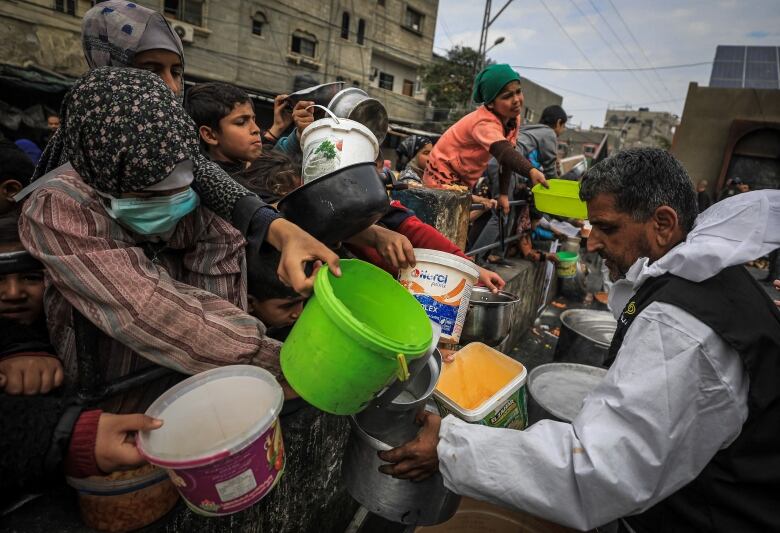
[423,64,549,215]
[29,0,339,297]
[19,67,288,413]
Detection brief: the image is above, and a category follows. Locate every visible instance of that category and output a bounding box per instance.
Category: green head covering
[472,63,521,104]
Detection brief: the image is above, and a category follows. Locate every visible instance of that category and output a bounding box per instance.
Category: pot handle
[306,104,340,124]
[395,353,410,381]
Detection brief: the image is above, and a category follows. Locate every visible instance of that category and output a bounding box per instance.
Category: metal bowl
[277,162,389,244]
[553,309,617,367]
[528,363,607,422]
[459,287,520,346]
[328,88,389,144]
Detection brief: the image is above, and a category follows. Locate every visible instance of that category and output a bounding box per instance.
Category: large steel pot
[552,309,616,367]
[277,162,389,244]
[459,287,520,346]
[343,417,460,525]
[355,349,441,442]
[328,88,389,144]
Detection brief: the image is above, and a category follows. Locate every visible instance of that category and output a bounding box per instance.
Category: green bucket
[556,251,578,278]
[280,259,433,415]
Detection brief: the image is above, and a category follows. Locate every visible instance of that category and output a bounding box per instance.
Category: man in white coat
[379,148,780,532]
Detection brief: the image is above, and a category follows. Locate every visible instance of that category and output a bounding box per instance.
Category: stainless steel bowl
[327,88,389,144]
[459,287,520,346]
[553,309,617,367]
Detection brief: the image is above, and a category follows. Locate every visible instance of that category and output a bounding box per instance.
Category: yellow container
[433,343,527,430]
[532,179,588,219]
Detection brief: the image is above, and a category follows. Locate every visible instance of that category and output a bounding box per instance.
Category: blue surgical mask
[104,188,200,236]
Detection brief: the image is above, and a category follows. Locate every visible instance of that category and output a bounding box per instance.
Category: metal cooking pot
[355,349,441,442]
[459,287,520,346]
[343,417,460,525]
[277,162,389,244]
[328,88,389,144]
[561,158,587,181]
[552,309,616,367]
[286,82,345,110]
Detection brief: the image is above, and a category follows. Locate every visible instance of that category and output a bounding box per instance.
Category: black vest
[607,266,780,533]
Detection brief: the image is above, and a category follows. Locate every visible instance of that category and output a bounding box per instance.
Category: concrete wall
[603,108,678,148]
[520,77,563,125]
[671,82,780,190]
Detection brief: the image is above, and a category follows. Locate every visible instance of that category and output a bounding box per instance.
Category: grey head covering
[81,0,184,69]
[62,67,198,195]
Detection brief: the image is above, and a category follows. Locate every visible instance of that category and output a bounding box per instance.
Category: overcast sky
[434,0,780,128]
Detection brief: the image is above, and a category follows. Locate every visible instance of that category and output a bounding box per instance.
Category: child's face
[0,242,45,326]
[47,115,61,131]
[249,296,306,329]
[415,143,433,170]
[206,102,263,164]
[488,81,524,121]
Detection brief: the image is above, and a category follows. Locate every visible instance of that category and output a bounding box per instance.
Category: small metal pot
[552,309,616,367]
[328,88,389,144]
[343,417,461,525]
[459,287,520,346]
[355,350,441,442]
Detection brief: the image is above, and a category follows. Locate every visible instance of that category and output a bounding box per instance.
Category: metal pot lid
[560,309,617,347]
[528,363,607,422]
[469,286,520,305]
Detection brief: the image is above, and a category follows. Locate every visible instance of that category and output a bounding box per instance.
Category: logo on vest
[625,301,637,315]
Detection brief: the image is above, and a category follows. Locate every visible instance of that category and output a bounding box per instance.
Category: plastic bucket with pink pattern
[137,365,284,516]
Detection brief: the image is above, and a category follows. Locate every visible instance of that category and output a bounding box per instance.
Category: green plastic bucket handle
[396,354,410,381]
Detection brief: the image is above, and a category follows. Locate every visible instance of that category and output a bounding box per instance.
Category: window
[404,7,423,33]
[55,0,76,15]
[402,79,414,97]
[164,0,204,27]
[291,34,317,58]
[252,12,267,36]
[378,72,394,91]
[341,12,350,40]
[357,19,366,45]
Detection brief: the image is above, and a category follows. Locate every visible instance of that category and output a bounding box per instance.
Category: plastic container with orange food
[433,343,528,430]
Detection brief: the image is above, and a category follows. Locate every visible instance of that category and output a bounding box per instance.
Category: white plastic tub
[434,343,528,430]
[300,107,379,183]
[399,249,479,344]
[137,365,284,516]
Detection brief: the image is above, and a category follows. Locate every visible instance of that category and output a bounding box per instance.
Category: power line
[585,0,669,104]
[567,0,662,102]
[537,0,622,99]
[512,61,712,72]
[605,0,676,101]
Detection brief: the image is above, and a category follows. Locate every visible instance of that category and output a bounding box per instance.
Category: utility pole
[475,0,515,76]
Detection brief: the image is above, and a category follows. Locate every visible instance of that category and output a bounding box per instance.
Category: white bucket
[300,106,379,183]
[399,249,479,344]
[137,365,284,516]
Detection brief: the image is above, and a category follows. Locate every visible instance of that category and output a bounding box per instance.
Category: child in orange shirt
[423,64,548,215]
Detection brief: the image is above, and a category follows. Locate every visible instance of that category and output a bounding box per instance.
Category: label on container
[399,263,474,343]
[302,137,343,182]
[435,386,528,430]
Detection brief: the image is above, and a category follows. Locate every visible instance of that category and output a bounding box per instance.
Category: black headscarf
[395,135,432,172]
[61,67,198,194]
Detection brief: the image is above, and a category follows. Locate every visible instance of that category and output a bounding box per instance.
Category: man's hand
[498,194,510,216]
[378,411,442,481]
[472,195,497,211]
[477,266,506,293]
[267,94,293,140]
[94,413,162,473]
[774,279,779,307]
[530,168,549,188]
[266,218,341,296]
[0,355,64,395]
[292,100,315,138]
[348,226,416,271]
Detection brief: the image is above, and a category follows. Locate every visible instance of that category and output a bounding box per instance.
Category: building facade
[0,0,439,126]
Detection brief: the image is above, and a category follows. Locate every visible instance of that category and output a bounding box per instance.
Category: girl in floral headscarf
[27,1,338,296]
[395,135,433,186]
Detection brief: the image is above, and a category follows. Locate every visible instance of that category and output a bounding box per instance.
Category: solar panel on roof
[710,45,779,89]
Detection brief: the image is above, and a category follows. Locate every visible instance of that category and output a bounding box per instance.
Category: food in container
[66,464,179,532]
[433,343,528,430]
[137,365,284,516]
[556,251,579,278]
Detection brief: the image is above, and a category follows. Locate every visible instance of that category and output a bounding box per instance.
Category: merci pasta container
[399,249,479,344]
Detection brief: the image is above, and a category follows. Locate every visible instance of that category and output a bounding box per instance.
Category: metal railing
[465,199,527,256]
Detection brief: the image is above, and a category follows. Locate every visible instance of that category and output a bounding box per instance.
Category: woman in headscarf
[20,67,290,414]
[30,0,338,295]
[396,135,433,186]
[423,64,548,215]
